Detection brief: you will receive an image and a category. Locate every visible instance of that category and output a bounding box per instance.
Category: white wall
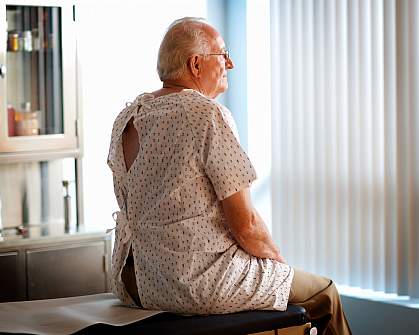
[246,0,272,232]
[77,0,206,230]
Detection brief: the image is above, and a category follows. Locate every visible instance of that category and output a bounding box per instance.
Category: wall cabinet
[0,233,111,302]
[0,1,78,154]
[0,0,84,234]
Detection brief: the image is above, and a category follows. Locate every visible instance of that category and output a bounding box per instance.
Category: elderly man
[107,17,351,335]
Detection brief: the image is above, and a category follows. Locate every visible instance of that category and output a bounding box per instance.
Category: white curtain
[270,0,419,297]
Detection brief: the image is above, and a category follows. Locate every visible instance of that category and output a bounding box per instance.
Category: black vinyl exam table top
[74,304,307,335]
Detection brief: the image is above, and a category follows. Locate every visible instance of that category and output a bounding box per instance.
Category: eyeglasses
[203,50,231,60]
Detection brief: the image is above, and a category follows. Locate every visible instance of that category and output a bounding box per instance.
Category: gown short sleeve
[190,103,257,201]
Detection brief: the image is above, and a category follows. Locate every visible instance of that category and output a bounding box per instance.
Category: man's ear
[188,55,201,78]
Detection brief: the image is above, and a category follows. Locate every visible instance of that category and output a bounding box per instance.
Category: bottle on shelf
[7,104,16,137]
[23,30,32,52]
[18,33,25,52]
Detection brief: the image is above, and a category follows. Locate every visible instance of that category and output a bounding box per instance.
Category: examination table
[0,293,316,335]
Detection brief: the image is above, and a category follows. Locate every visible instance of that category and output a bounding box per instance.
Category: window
[270,0,419,298]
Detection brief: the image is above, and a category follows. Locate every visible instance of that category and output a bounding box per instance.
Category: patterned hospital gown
[107,89,294,314]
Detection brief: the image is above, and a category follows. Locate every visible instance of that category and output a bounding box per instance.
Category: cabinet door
[26,241,107,300]
[0,251,26,302]
[0,2,77,153]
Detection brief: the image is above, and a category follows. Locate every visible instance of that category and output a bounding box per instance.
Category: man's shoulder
[180,90,226,120]
[181,90,219,108]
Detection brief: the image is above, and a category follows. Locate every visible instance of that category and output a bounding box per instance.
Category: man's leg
[288,268,352,335]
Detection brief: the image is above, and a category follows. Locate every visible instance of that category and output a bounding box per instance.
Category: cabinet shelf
[0,147,80,163]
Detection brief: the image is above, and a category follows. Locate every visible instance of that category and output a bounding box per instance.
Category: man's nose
[226,57,234,69]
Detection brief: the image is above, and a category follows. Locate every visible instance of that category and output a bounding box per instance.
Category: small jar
[14,102,39,136]
[18,33,25,52]
[8,32,19,52]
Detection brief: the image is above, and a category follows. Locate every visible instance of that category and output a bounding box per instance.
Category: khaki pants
[289,269,352,335]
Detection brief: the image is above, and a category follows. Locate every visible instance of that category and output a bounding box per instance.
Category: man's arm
[221,188,286,263]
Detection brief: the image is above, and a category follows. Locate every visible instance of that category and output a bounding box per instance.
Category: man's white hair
[157,17,213,81]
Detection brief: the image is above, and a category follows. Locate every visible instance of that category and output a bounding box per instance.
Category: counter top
[0,224,111,249]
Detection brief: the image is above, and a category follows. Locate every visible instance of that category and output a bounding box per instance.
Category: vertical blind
[270,0,419,297]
